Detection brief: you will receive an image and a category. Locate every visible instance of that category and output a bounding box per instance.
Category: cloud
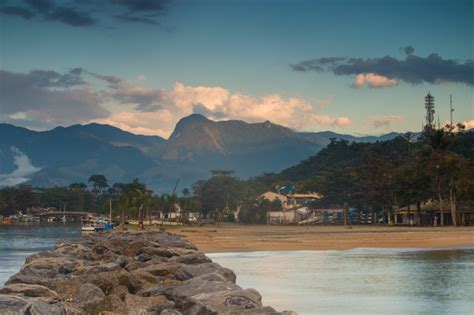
[463,120,474,130]
[0,0,171,27]
[315,96,333,109]
[2,68,352,137]
[46,6,96,27]
[96,110,175,138]
[370,115,403,128]
[0,147,41,186]
[353,73,398,88]
[0,69,109,126]
[0,6,35,19]
[291,49,474,87]
[99,82,352,138]
[85,70,166,112]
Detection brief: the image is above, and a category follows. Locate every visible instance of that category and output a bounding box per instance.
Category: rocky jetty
[0,231,295,314]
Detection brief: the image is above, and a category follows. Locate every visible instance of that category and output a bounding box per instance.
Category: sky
[0,0,473,138]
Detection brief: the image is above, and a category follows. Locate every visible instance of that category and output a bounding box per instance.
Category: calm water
[209,249,474,315]
[0,223,82,285]
[0,224,473,314]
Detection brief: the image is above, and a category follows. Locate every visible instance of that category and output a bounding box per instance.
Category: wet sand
[171,225,474,253]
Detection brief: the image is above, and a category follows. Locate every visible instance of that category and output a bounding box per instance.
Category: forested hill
[280,131,474,182]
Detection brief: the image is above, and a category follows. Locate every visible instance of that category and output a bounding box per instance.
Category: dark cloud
[291,50,474,86]
[290,57,345,72]
[110,0,169,12]
[111,86,165,112]
[115,13,159,25]
[77,68,164,112]
[27,69,87,87]
[0,69,110,125]
[46,6,96,26]
[0,6,35,19]
[24,0,52,13]
[0,0,171,27]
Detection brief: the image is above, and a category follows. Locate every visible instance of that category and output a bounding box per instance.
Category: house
[395,199,474,226]
[263,188,322,224]
[267,210,296,224]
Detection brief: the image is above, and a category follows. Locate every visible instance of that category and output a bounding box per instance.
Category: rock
[2,231,294,314]
[0,284,60,301]
[0,295,31,314]
[140,262,181,277]
[124,293,168,314]
[174,263,236,283]
[194,288,263,313]
[74,283,105,308]
[135,252,152,262]
[169,253,212,265]
[29,300,66,315]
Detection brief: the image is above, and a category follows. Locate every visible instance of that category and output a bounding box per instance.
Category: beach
[174,225,474,253]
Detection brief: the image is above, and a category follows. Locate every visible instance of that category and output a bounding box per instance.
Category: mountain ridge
[0,115,403,191]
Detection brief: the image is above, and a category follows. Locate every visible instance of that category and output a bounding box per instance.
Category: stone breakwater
[0,231,295,315]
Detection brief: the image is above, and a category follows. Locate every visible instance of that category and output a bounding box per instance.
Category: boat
[82,219,113,232]
[81,223,96,232]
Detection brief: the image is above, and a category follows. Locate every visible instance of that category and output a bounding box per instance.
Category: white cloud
[370,115,403,128]
[463,119,474,130]
[98,82,352,138]
[354,73,398,88]
[0,147,41,186]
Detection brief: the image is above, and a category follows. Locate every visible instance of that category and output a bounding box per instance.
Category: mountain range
[0,114,403,192]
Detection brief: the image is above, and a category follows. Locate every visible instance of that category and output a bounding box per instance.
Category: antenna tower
[424,92,435,133]
[450,94,454,126]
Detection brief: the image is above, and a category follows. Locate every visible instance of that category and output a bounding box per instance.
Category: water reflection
[210,249,474,315]
[0,223,82,285]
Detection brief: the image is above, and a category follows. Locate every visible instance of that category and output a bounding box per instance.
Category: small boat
[81,223,96,232]
[82,219,113,232]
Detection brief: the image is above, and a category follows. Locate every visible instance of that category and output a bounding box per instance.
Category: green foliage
[240,197,282,224]
[195,174,245,215]
[88,174,109,195]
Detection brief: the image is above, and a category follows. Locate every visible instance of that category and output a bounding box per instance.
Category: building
[395,199,474,226]
[263,189,323,224]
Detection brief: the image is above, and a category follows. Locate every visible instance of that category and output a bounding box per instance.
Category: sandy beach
[172,225,474,253]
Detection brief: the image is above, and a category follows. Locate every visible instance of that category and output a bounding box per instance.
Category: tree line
[1,125,473,225]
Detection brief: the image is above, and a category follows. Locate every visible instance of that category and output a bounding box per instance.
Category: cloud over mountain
[0,69,109,126]
[1,67,350,138]
[0,147,41,186]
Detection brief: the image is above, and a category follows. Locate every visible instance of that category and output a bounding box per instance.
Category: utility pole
[450,94,454,126]
[109,198,112,223]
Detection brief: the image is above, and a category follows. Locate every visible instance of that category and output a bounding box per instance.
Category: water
[0,224,473,314]
[209,249,474,315]
[0,223,82,285]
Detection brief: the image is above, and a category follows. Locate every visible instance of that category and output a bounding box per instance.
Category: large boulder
[2,231,294,314]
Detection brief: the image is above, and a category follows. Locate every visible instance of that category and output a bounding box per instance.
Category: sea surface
[1,224,473,314]
[0,223,82,285]
[209,249,474,315]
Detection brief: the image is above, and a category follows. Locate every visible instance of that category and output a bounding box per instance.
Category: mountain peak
[179,113,211,124]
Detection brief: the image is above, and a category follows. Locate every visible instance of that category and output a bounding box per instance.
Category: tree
[182,188,190,197]
[195,175,244,216]
[239,197,282,224]
[88,174,109,195]
[69,182,87,191]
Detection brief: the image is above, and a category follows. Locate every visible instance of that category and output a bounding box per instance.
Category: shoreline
[171,225,474,253]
